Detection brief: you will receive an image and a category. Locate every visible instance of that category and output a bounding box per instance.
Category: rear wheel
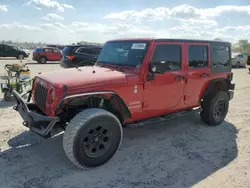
[63,108,123,169]
[200,91,229,126]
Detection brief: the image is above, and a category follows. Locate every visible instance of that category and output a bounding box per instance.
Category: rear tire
[63,108,123,169]
[200,91,229,126]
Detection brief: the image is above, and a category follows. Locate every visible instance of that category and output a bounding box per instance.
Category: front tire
[39,56,47,64]
[63,108,123,169]
[236,61,240,68]
[17,54,24,60]
[200,91,229,126]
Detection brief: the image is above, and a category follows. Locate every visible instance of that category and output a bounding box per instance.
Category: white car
[231,53,249,67]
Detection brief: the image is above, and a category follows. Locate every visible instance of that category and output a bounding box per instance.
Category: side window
[151,44,181,72]
[5,45,14,51]
[52,49,60,53]
[188,45,208,68]
[238,55,244,58]
[211,45,230,67]
[44,48,52,52]
[77,47,91,54]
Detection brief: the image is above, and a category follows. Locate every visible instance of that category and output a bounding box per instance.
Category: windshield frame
[96,40,150,68]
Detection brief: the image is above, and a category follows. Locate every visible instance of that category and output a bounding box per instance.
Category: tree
[214,38,223,41]
[232,40,250,53]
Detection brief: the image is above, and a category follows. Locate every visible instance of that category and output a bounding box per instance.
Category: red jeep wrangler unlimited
[12,38,235,169]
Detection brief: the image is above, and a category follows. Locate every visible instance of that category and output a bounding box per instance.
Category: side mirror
[150,60,167,74]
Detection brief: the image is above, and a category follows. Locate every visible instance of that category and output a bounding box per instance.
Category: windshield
[97,41,148,67]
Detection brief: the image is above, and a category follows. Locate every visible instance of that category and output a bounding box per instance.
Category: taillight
[47,87,55,105]
[66,55,75,60]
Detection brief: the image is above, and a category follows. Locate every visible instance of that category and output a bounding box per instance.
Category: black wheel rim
[81,123,112,158]
[213,100,226,121]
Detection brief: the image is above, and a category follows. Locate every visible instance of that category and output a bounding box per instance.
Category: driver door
[143,42,186,112]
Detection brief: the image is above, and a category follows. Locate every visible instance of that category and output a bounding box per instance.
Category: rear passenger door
[44,48,54,60]
[52,48,62,61]
[184,43,210,105]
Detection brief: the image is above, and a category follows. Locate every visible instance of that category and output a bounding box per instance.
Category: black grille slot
[34,83,48,111]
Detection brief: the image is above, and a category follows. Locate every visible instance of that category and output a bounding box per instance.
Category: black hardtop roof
[155,38,231,45]
[108,38,231,45]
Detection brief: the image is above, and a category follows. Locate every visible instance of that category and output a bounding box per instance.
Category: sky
[0,0,250,44]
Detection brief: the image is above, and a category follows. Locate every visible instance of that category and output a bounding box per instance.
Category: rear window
[62,46,74,54]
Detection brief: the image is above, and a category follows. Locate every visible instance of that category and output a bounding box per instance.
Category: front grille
[34,83,48,111]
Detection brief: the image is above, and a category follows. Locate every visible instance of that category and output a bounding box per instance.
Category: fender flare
[56,91,131,121]
[200,78,230,100]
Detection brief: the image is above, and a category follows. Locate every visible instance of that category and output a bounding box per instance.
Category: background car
[231,53,250,67]
[60,44,103,68]
[32,47,62,64]
[0,44,29,59]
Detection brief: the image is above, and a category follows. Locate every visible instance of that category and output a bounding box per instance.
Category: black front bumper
[12,90,60,138]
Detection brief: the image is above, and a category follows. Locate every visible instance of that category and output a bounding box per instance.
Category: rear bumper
[60,60,74,68]
[12,90,60,138]
[228,91,234,101]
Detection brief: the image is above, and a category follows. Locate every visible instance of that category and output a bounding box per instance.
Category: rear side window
[76,47,90,54]
[211,45,230,67]
[52,49,61,53]
[151,44,181,72]
[188,45,208,68]
[76,47,102,55]
[44,48,53,52]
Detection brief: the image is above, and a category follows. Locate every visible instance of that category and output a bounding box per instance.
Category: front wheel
[200,91,229,126]
[63,108,123,169]
[17,54,24,60]
[39,57,47,64]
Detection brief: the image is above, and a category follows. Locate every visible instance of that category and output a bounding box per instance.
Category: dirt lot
[0,58,250,188]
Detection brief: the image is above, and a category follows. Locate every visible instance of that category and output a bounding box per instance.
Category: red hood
[37,66,131,90]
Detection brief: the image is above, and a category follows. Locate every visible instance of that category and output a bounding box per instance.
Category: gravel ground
[0,58,249,188]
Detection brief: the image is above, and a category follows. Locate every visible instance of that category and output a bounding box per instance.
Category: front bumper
[12,90,60,138]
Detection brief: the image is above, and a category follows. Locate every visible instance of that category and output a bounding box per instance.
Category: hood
[37,66,131,90]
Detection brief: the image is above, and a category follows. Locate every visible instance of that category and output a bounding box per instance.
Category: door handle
[200,73,209,77]
[175,75,185,81]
